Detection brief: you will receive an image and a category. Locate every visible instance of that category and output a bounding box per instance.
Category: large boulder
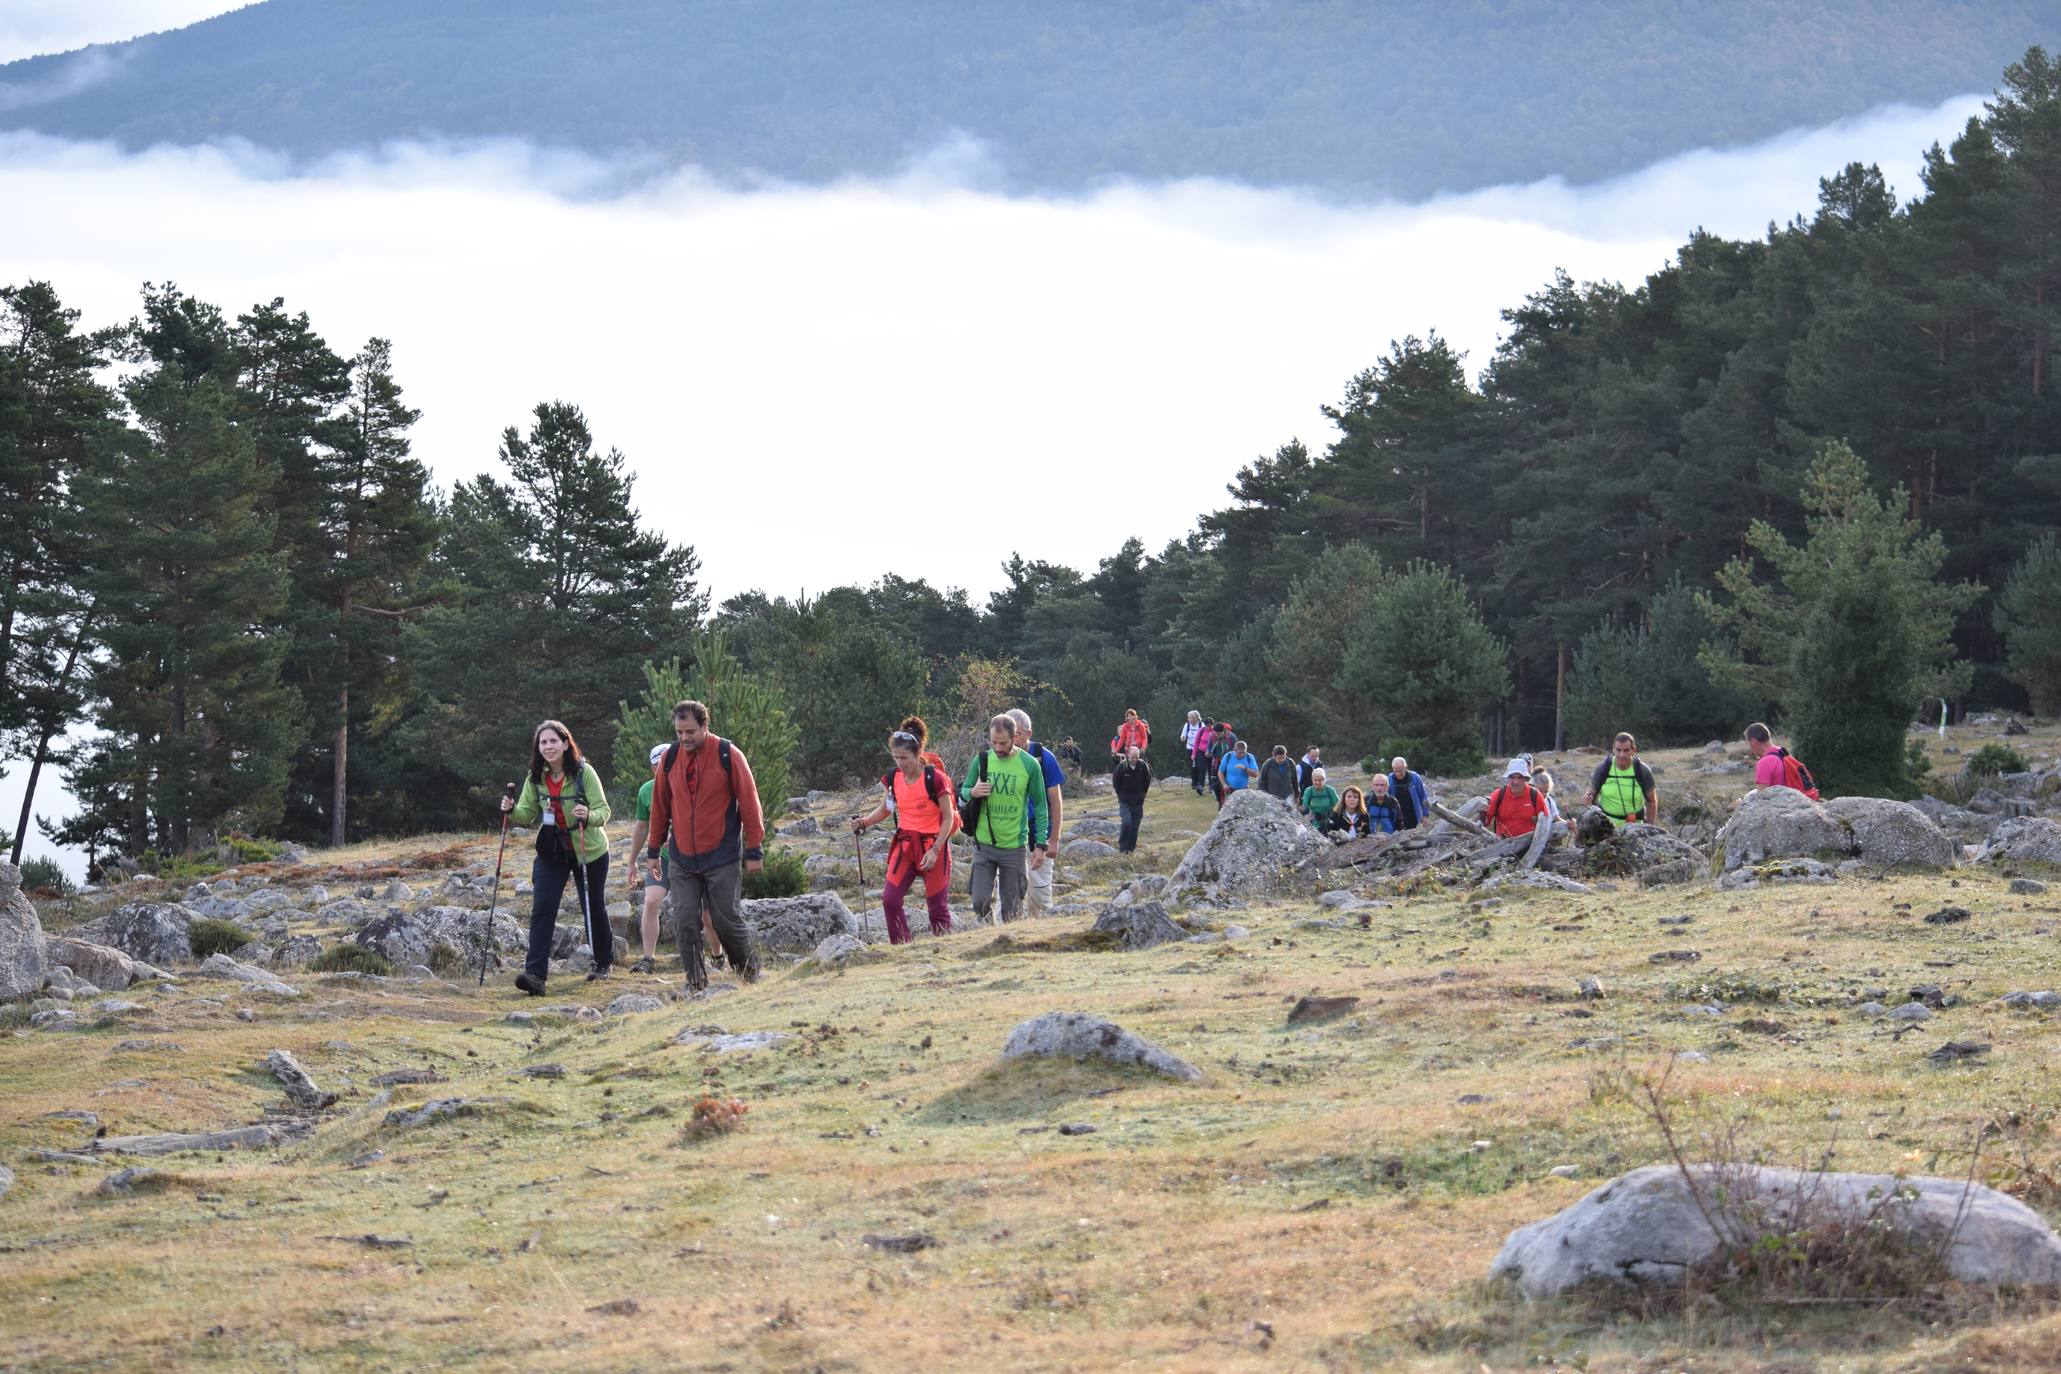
[1000,1011,1203,1082]
[44,936,155,990]
[89,902,195,967]
[195,953,301,996]
[1823,796,1955,870]
[739,893,859,952]
[0,861,47,1000]
[1576,823,1708,885]
[1092,900,1186,950]
[1492,1164,2061,1298]
[1061,838,1120,862]
[1715,788,1854,872]
[356,906,524,967]
[1166,788,1327,902]
[1977,817,2061,867]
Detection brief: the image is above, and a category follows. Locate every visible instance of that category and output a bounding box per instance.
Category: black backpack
[958,751,991,843]
[881,763,953,834]
[535,766,589,866]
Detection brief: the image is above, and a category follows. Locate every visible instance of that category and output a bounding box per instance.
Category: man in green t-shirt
[958,713,1050,924]
[1581,731,1659,828]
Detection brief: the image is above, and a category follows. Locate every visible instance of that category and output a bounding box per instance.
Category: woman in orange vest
[850,728,961,944]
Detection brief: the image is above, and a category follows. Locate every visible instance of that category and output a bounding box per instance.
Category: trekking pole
[571,811,599,970]
[853,823,867,888]
[479,782,516,987]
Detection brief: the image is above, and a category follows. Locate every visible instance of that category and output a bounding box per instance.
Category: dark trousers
[526,849,610,981]
[1117,800,1143,853]
[1189,755,1208,791]
[668,857,756,975]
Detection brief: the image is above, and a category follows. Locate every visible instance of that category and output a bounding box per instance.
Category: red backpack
[1483,783,1549,838]
[1773,747,1821,801]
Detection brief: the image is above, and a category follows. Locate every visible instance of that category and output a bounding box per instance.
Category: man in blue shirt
[1006,708,1065,918]
[1219,739,1261,795]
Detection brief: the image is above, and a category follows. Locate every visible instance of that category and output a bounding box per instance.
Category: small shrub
[427,942,464,977]
[310,943,395,976]
[1966,742,2030,777]
[18,856,73,896]
[679,1095,749,1143]
[223,834,282,865]
[742,847,807,899]
[188,918,254,959]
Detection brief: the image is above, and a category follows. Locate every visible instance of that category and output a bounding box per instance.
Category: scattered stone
[195,954,300,996]
[1286,994,1361,1025]
[95,1167,163,1197]
[266,1049,338,1112]
[383,1098,472,1129]
[809,933,867,968]
[373,1068,447,1086]
[1056,1123,1098,1136]
[1921,905,1971,925]
[321,1232,412,1250]
[1000,1011,1203,1082]
[89,1122,307,1155]
[673,1029,791,1053]
[356,907,523,968]
[1092,900,1186,951]
[86,902,194,967]
[1929,1040,1991,1064]
[1976,817,2061,867]
[29,1008,77,1030]
[779,816,823,840]
[1222,924,1251,941]
[1675,1051,1711,1064]
[1887,1002,1934,1023]
[588,1298,639,1316]
[603,993,665,1017]
[1060,838,1118,861]
[863,1232,940,1253]
[1577,977,1606,1000]
[2011,878,2050,896]
[1166,789,1329,903]
[1491,1165,2061,1297]
[1483,871,1594,894]
[522,1063,566,1079]
[1855,1002,1889,1017]
[1577,824,1708,884]
[1547,1165,1580,1179]
[0,861,49,999]
[2001,991,2061,1009]
[1648,950,1701,963]
[1316,888,1368,908]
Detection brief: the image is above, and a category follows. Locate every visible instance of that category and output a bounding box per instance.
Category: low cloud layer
[0,93,1989,870]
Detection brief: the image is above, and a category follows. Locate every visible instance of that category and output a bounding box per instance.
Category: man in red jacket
[645,699,766,990]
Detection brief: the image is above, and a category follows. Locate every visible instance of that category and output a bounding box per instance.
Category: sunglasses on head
[890,731,918,747]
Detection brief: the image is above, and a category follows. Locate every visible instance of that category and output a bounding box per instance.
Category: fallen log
[1431,801,1491,838]
[1520,816,1554,870]
[87,1121,310,1156]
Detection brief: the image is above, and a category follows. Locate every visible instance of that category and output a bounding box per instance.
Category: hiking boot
[585,966,610,982]
[736,955,762,985]
[514,972,545,997]
[631,956,656,975]
[682,936,710,992]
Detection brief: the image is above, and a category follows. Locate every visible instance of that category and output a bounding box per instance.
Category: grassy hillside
[0,0,2048,195]
[5,725,2061,1369]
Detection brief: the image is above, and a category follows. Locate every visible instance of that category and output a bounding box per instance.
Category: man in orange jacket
[645,699,766,990]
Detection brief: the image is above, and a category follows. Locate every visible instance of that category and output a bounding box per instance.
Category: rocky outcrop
[0,861,47,1000]
[1166,789,1326,903]
[1976,817,2061,867]
[1576,823,1708,885]
[739,893,859,952]
[1492,1164,2061,1298]
[43,937,159,990]
[1000,1011,1203,1082]
[85,902,194,967]
[1091,900,1186,950]
[1823,796,1955,870]
[354,907,523,967]
[1717,788,1953,873]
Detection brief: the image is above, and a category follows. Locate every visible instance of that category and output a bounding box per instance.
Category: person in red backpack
[851,728,960,944]
[1482,758,1553,839]
[1744,722,1821,799]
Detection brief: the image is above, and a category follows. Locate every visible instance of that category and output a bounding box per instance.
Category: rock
[1976,817,2061,867]
[1092,900,1186,951]
[1481,871,1592,894]
[786,796,809,814]
[1061,838,1119,861]
[373,1068,447,1086]
[1716,788,1854,872]
[1000,1011,1203,1082]
[739,892,859,952]
[1822,797,1955,870]
[2011,878,2050,896]
[779,816,823,839]
[1921,905,1971,925]
[381,880,414,902]
[30,1008,78,1030]
[89,1122,308,1155]
[183,895,251,921]
[1887,1002,1934,1022]
[266,1050,338,1111]
[1577,977,1606,1000]
[1166,789,1328,902]
[673,1028,791,1052]
[603,993,665,1017]
[88,902,194,967]
[43,935,141,988]
[1287,994,1360,1024]
[383,1098,471,1129]
[0,863,48,1000]
[1221,924,1251,941]
[1070,818,1122,841]
[1578,823,1708,884]
[231,942,273,966]
[356,907,523,968]
[276,844,309,865]
[810,933,866,967]
[273,934,324,967]
[2000,991,2061,1009]
[314,898,381,927]
[1548,1164,1580,1179]
[1572,806,1616,847]
[96,999,142,1015]
[1929,1039,1991,1064]
[1491,1165,2061,1297]
[1316,888,1367,908]
[196,953,300,996]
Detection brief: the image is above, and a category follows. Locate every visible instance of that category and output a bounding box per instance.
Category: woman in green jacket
[1300,768,1342,832]
[500,719,613,994]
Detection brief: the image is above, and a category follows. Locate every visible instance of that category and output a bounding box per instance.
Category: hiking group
[496,699,1817,996]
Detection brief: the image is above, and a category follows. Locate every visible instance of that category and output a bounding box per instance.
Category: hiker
[1208,722,1240,807]
[1301,767,1341,830]
[1581,732,1657,828]
[1180,711,1206,792]
[503,719,613,995]
[1333,786,1374,839]
[1005,709,1066,918]
[1745,722,1821,799]
[644,699,766,991]
[1191,717,1219,796]
[1257,745,1300,801]
[958,713,1051,922]
[1387,756,1431,829]
[1110,708,1150,767]
[1112,743,1152,853]
[1297,745,1323,793]
[1056,736,1085,781]
[898,714,948,773]
[1535,768,1564,821]
[1482,758,1553,840]
[1218,737,1261,799]
[850,728,960,944]
[1365,774,1404,833]
[625,741,723,975]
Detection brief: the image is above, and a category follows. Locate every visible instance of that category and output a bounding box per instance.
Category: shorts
[634,859,672,892]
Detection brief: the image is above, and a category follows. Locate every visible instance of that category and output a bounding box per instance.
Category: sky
[0,1,253,62]
[0,5,1995,876]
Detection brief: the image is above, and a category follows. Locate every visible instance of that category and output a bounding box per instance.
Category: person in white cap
[1481,757,1553,839]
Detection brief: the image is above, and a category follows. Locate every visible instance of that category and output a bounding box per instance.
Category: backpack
[534,766,589,866]
[958,750,991,842]
[882,763,955,836]
[1484,783,1546,837]
[1773,747,1821,801]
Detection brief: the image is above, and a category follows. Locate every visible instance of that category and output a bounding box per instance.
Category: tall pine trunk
[331,684,349,848]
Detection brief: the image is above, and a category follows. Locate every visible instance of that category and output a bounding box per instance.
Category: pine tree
[1997,532,2061,714]
[1339,563,1508,774]
[612,631,798,815]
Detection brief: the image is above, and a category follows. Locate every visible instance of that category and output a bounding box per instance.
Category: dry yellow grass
[4,728,2061,1371]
